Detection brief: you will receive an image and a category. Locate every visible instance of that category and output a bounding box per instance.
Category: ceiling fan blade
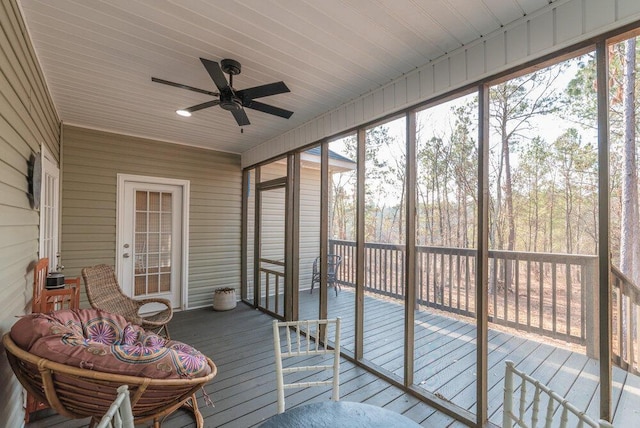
[231,108,250,126]
[183,99,220,113]
[151,77,218,97]
[244,100,293,119]
[200,58,231,93]
[236,81,290,100]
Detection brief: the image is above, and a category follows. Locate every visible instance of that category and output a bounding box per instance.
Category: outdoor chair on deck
[502,360,613,428]
[4,309,216,428]
[82,264,173,338]
[272,318,341,414]
[310,255,342,296]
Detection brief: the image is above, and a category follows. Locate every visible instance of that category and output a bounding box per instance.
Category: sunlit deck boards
[299,288,639,426]
[26,304,463,428]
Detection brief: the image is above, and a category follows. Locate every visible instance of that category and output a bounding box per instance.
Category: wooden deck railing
[259,258,285,314]
[611,266,640,375]
[329,239,640,375]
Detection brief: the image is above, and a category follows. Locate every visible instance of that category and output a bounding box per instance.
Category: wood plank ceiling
[18,0,555,154]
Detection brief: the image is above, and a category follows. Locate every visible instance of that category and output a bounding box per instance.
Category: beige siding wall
[61,125,242,309]
[0,0,60,425]
[299,165,320,290]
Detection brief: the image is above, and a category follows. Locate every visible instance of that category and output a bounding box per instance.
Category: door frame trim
[39,145,60,265]
[116,174,190,310]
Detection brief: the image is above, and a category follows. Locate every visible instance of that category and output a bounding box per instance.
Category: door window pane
[134,190,173,296]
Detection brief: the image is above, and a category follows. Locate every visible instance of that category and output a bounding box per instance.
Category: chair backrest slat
[272,318,341,414]
[96,385,134,428]
[502,360,614,428]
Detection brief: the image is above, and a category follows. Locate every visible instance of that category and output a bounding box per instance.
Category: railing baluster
[465,254,470,312]
[397,248,401,296]
[552,263,557,337]
[266,273,270,310]
[275,275,279,314]
[625,286,632,369]
[581,263,587,341]
[503,256,508,323]
[617,278,623,364]
[376,246,380,293]
[630,291,640,373]
[539,261,544,331]
[515,258,520,326]
[381,247,385,294]
[527,260,532,332]
[367,246,371,291]
[491,257,498,322]
[440,252,445,307]
[448,253,453,309]
[418,252,428,302]
[384,247,388,294]
[566,262,571,337]
[388,247,392,294]
[390,248,394,295]
[426,249,431,303]
[456,253,461,311]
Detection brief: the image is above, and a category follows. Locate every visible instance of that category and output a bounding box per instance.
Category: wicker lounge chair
[82,264,173,338]
[3,332,216,428]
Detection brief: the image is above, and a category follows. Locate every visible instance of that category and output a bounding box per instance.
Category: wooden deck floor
[299,288,640,427]
[26,302,466,428]
[25,288,639,427]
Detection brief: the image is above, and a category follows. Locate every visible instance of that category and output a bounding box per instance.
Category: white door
[117,175,189,310]
[39,148,60,270]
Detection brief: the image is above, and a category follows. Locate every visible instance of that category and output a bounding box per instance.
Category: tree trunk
[620,37,638,279]
[502,127,515,291]
[620,37,637,360]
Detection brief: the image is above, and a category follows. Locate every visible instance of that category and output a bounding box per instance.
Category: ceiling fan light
[176,109,191,117]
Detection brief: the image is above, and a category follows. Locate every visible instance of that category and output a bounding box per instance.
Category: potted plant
[213,287,237,311]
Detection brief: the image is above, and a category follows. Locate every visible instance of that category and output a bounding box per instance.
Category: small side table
[25,276,80,422]
[35,277,81,312]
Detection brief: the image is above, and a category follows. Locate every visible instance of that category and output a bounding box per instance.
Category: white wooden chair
[272,318,341,414]
[503,360,614,428]
[96,385,135,428]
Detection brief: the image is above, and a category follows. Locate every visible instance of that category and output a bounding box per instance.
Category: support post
[476,84,490,427]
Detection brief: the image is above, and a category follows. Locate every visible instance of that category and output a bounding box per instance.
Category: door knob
[123,253,130,258]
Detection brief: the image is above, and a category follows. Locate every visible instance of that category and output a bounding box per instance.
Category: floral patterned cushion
[11,309,211,379]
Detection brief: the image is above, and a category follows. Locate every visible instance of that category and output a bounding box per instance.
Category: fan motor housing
[220,96,242,111]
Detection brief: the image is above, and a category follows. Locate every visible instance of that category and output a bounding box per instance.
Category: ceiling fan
[152,58,293,126]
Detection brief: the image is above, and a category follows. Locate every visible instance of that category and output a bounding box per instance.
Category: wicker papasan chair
[4,308,216,427]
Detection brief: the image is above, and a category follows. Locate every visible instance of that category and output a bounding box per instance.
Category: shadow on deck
[299,287,639,427]
[23,288,638,427]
